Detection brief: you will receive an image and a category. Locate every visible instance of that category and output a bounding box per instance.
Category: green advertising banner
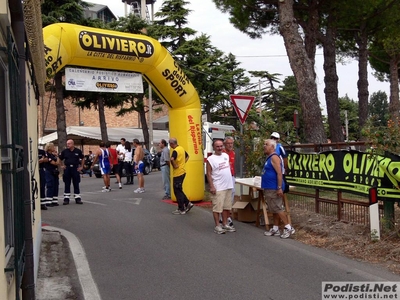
[286,150,400,200]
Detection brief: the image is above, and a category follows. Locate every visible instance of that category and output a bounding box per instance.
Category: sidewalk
[36,226,101,300]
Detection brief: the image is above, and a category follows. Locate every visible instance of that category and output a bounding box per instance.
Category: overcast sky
[92,0,391,113]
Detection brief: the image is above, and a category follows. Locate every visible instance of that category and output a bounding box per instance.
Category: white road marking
[82,200,107,206]
[112,198,142,205]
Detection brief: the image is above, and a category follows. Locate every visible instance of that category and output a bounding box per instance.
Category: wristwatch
[277,186,282,189]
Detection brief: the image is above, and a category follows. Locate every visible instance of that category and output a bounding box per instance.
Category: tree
[368,91,389,127]
[108,14,166,149]
[148,0,196,51]
[213,0,326,142]
[336,0,399,137]
[42,0,92,150]
[150,0,250,125]
[339,95,359,141]
[368,3,400,121]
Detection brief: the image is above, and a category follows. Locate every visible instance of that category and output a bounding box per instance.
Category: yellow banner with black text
[286,150,400,200]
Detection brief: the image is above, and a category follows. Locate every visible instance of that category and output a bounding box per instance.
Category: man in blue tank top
[92,141,113,192]
[261,139,294,239]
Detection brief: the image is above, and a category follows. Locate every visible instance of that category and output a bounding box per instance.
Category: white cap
[270,132,280,139]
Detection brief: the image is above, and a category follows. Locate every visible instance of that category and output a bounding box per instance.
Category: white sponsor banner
[322,282,400,299]
[65,67,143,93]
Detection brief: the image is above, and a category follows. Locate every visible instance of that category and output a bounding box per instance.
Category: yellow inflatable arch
[43,23,204,201]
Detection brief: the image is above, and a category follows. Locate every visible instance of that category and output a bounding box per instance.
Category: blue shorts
[100,165,111,175]
[134,161,144,174]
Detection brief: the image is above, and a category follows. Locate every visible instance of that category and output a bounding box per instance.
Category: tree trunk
[356,24,369,139]
[55,72,67,151]
[140,108,150,149]
[278,0,326,143]
[97,95,109,143]
[302,0,319,80]
[321,18,343,142]
[388,56,400,120]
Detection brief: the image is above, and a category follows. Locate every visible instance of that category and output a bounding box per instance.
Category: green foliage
[41,0,90,26]
[148,0,196,51]
[369,91,389,127]
[362,118,400,155]
[339,95,359,140]
[231,125,267,177]
[108,14,149,33]
[230,111,296,177]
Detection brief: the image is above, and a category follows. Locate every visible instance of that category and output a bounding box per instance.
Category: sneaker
[172,209,186,215]
[222,224,236,232]
[264,228,281,236]
[63,199,69,205]
[214,225,226,234]
[119,183,122,189]
[102,188,110,192]
[228,217,234,227]
[185,202,194,213]
[162,195,170,200]
[134,188,145,193]
[280,227,295,239]
[102,186,107,190]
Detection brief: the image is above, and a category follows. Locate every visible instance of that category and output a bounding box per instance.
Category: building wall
[0,3,42,299]
[38,89,169,149]
[0,2,16,298]
[26,73,42,282]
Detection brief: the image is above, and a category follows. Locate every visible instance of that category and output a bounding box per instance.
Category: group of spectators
[91,138,146,193]
[38,139,85,210]
[39,132,294,239]
[205,132,294,238]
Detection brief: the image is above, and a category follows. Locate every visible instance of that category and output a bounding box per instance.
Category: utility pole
[258,79,262,117]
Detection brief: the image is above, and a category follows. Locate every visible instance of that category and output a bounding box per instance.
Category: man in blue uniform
[59,139,84,205]
[38,148,48,210]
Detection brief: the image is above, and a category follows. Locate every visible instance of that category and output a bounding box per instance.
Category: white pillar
[369,203,380,240]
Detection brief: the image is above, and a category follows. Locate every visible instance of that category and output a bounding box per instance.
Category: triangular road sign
[229,94,255,125]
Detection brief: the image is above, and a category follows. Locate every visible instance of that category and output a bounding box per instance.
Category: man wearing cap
[270,132,288,174]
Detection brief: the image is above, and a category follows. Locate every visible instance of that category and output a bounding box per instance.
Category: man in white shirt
[115,138,126,189]
[206,139,235,234]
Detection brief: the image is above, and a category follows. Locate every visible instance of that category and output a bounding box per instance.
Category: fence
[282,141,400,228]
[286,184,396,227]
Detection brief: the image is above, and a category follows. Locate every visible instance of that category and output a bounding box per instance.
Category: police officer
[38,148,48,210]
[59,139,85,205]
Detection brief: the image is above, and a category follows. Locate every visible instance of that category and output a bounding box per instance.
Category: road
[41,171,400,300]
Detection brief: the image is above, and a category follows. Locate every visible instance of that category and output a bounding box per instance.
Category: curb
[43,226,102,300]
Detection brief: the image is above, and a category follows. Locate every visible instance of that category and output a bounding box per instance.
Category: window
[0,56,13,257]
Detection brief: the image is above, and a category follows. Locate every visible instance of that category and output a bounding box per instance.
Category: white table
[235,178,291,229]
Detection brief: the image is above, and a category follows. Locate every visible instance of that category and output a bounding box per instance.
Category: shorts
[100,165,111,175]
[134,161,144,174]
[111,164,119,175]
[263,189,283,213]
[211,189,232,213]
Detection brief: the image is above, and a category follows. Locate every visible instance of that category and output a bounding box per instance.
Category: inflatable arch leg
[43,23,205,201]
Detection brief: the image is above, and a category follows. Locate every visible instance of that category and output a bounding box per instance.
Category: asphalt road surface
[41,171,400,300]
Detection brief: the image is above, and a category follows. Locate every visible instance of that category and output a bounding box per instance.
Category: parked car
[92,149,152,178]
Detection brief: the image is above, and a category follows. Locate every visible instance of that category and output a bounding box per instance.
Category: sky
[93,0,391,113]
